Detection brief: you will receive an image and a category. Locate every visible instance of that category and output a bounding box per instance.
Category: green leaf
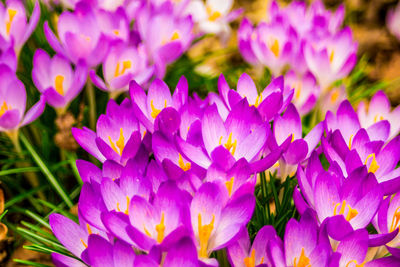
[20,133,73,208]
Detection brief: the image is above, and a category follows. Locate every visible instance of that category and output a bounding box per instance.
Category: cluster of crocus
[239,0,357,115]
[0,1,45,139]
[41,0,241,100]
[49,73,295,266]
[292,91,400,266]
[49,72,400,266]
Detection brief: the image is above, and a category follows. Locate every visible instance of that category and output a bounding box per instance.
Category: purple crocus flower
[373,192,400,257]
[136,2,194,77]
[185,0,242,38]
[0,64,45,134]
[267,210,332,267]
[0,45,16,71]
[129,77,189,133]
[387,2,400,41]
[49,213,108,265]
[319,85,347,115]
[0,0,40,55]
[32,49,87,112]
[177,99,270,171]
[90,42,154,97]
[269,103,323,178]
[331,229,400,267]
[44,2,110,67]
[248,20,296,77]
[190,182,255,263]
[218,73,293,122]
[304,27,357,90]
[313,167,382,230]
[72,99,142,164]
[284,71,320,115]
[227,226,279,267]
[357,90,400,140]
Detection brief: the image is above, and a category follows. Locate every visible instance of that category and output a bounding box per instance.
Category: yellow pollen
[270,39,280,58]
[171,31,180,41]
[86,224,92,235]
[155,212,166,243]
[333,200,358,221]
[365,153,379,173]
[225,177,234,197]
[80,238,88,248]
[108,128,125,156]
[79,34,91,42]
[143,225,152,237]
[198,214,215,258]
[295,84,302,100]
[373,114,384,123]
[219,133,237,156]
[272,161,280,168]
[0,101,11,117]
[348,134,354,150]
[206,6,221,21]
[293,248,310,267]
[254,94,263,108]
[55,75,65,95]
[389,207,400,232]
[178,153,191,171]
[150,99,167,119]
[244,248,256,267]
[6,9,17,35]
[114,60,132,78]
[329,50,335,63]
[331,89,340,103]
[113,29,120,36]
[345,260,365,267]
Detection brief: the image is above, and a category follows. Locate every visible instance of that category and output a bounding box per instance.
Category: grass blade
[20,133,73,208]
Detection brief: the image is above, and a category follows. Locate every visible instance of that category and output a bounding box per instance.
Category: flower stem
[86,79,96,130]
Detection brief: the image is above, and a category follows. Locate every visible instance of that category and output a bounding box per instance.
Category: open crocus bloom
[185,0,241,37]
[284,71,320,115]
[32,49,87,111]
[250,21,296,77]
[90,42,153,95]
[0,64,45,133]
[304,27,357,90]
[0,0,40,55]
[357,90,400,140]
[190,182,255,262]
[72,99,142,165]
[44,2,110,67]
[136,2,194,77]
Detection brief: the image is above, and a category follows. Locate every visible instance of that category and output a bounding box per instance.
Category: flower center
[206,6,221,21]
[244,248,256,267]
[373,114,384,123]
[114,60,132,78]
[345,260,365,267]
[55,75,65,95]
[329,50,335,63]
[0,101,11,117]
[225,177,234,197]
[108,128,125,156]
[116,196,130,215]
[294,248,310,267]
[269,39,280,58]
[6,8,17,36]
[219,133,237,156]
[389,207,400,232]
[150,99,167,119]
[254,94,263,108]
[178,153,191,171]
[155,212,166,243]
[348,134,354,150]
[330,89,340,103]
[333,200,358,221]
[198,214,215,258]
[365,153,379,173]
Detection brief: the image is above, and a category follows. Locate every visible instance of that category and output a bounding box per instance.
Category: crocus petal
[20,95,46,126]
